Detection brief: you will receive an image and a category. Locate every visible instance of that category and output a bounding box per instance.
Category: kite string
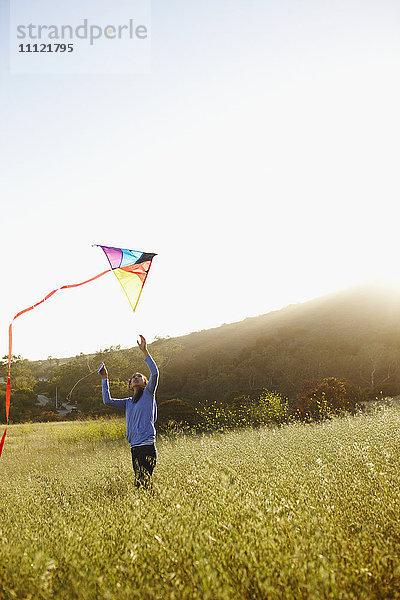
[65,368,99,403]
[0,268,111,458]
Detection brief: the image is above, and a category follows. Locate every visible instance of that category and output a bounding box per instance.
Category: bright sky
[1,0,400,361]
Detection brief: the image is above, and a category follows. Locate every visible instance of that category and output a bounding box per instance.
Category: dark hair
[128,373,148,402]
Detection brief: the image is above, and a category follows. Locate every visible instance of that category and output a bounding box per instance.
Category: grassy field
[0,407,399,599]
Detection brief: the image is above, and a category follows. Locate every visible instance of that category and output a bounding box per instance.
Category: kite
[0,245,156,457]
[94,245,157,312]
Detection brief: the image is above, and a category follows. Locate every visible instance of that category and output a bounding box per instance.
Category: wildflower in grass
[100,335,159,490]
[194,390,289,432]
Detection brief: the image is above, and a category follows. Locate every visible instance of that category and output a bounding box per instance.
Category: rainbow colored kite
[0,245,156,457]
[94,245,157,311]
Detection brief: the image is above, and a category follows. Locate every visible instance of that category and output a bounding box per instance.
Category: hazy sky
[1,0,400,360]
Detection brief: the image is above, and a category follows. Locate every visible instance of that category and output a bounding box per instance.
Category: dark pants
[130,444,157,488]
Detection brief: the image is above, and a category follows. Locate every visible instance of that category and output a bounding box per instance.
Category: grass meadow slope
[0,407,399,599]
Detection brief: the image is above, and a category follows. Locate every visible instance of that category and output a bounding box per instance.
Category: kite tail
[0,426,7,456]
[6,323,12,422]
[0,325,12,457]
[0,268,111,458]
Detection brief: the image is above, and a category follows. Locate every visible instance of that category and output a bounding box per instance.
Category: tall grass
[0,407,399,599]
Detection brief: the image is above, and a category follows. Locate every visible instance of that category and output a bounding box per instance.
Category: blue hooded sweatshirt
[102,355,158,447]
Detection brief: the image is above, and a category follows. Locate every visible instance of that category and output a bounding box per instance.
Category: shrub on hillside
[297,377,366,420]
[252,390,290,425]
[195,390,289,432]
[34,411,63,422]
[158,398,197,426]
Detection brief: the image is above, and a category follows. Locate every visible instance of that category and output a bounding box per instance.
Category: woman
[99,334,159,488]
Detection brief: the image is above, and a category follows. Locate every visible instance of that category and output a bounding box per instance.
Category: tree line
[2,283,400,427]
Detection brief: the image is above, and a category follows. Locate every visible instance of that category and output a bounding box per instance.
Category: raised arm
[137,334,159,395]
[144,355,159,395]
[98,364,127,409]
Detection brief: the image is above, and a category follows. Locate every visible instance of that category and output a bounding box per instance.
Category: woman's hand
[98,364,108,379]
[137,334,149,357]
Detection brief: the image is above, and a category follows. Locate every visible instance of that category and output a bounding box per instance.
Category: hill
[173,281,400,354]
[156,281,400,401]
[3,281,400,420]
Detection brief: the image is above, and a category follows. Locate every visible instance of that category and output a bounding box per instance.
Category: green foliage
[0,407,400,598]
[0,387,41,424]
[33,411,63,423]
[255,390,290,424]
[297,377,366,420]
[195,399,243,432]
[0,354,37,391]
[195,390,290,432]
[158,398,197,426]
